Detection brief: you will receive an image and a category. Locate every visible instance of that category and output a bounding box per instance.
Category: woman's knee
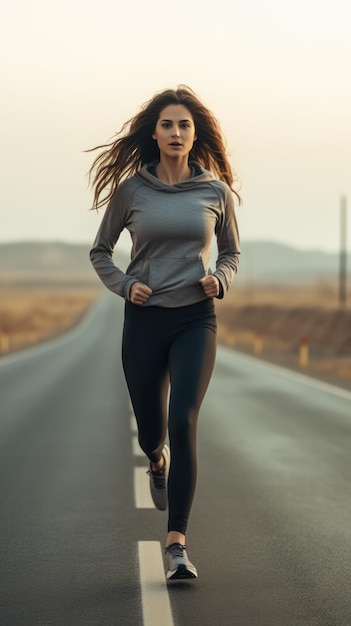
[169,407,198,441]
[138,433,164,463]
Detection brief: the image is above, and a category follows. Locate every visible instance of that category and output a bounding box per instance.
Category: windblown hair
[87,85,241,210]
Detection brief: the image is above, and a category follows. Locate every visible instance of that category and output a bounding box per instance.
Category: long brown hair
[87,85,241,210]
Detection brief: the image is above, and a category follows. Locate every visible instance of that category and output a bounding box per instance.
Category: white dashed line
[132,435,144,457]
[134,467,154,508]
[130,413,138,433]
[131,406,154,508]
[138,541,174,626]
[131,408,173,625]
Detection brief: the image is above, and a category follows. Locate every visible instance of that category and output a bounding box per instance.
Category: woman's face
[152,104,196,160]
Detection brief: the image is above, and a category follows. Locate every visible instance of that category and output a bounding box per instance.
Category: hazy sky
[1,0,350,252]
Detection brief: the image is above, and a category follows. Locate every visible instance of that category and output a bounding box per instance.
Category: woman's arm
[213,185,240,299]
[89,181,138,299]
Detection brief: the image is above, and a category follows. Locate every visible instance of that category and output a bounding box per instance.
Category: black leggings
[122,298,217,535]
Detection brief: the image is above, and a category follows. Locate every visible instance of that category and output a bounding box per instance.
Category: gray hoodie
[90,161,240,307]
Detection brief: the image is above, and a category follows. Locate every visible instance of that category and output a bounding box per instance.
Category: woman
[88,85,241,580]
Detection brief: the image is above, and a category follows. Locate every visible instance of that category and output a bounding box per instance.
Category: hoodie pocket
[149,257,205,293]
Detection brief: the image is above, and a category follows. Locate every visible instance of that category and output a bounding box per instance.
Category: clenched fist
[130,281,153,305]
[199,275,220,298]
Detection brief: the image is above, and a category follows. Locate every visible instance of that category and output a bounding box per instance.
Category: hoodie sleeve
[89,181,138,299]
[212,184,240,299]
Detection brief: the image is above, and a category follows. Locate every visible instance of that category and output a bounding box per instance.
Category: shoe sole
[166,564,198,580]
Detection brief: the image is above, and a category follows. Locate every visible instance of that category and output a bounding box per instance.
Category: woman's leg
[122,303,169,463]
[167,324,217,537]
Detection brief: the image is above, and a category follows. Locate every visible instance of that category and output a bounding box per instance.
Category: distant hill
[0,239,347,285]
[0,240,130,284]
[0,241,93,277]
[236,240,345,285]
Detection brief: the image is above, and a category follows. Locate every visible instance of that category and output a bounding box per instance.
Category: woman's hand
[130,281,152,305]
[199,275,220,298]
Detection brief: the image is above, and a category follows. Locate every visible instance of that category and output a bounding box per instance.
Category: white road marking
[138,541,174,626]
[130,415,138,433]
[134,467,154,508]
[131,399,173,624]
[132,435,144,456]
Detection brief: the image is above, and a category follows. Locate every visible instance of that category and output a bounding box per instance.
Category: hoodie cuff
[122,277,139,300]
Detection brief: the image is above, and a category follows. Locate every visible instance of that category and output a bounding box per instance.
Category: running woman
[88,85,241,579]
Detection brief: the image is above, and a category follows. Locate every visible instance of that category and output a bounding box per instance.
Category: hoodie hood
[136,161,216,192]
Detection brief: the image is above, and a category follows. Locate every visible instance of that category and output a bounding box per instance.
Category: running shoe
[146,444,170,511]
[165,543,198,580]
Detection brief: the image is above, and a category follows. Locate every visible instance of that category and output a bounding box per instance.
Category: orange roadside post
[299,336,309,368]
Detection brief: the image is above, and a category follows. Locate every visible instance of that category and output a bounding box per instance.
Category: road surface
[1,294,351,626]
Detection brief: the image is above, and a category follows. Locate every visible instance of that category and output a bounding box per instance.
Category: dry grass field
[216,284,351,388]
[1,281,351,389]
[0,286,100,354]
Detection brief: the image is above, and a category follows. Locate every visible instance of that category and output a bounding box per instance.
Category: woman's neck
[156,158,191,185]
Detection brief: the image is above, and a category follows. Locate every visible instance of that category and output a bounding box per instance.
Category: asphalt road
[1,294,351,626]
